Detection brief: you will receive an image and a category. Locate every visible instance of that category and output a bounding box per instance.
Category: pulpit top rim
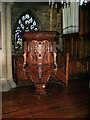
[22,31,59,42]
[22,31,58,33]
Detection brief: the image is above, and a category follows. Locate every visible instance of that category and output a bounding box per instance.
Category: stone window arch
[14,13,39,53]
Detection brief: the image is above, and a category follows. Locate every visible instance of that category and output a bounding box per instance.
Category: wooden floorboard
[2,78,89,119]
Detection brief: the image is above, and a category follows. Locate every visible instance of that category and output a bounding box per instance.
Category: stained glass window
[15,13,38,53]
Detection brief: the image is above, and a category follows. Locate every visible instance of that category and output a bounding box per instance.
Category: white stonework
[0,78,10,92]
[0,2,16,92]
[8,79,16,89]
[0,50,2,78]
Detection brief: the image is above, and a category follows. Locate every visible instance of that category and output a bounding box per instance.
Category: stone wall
[0,50,2,78]
[11,2,51,53]
[11,2,50,31]
[11,2,62,53]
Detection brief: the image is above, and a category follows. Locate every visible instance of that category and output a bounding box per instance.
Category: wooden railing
[62,33,90,58]
[12,33,90,86]
[61,33,90,79]
[55,49,69,86]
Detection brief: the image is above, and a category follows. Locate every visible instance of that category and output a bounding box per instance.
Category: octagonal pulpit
[22,31,58,94]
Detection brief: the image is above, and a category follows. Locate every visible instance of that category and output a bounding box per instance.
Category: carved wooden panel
[23,32,57,83]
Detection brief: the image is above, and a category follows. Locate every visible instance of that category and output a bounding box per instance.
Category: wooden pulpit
[13,31,69,95]
[22,31,58,94]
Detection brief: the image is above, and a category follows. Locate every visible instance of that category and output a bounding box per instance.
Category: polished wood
[13,31,69,91]
[56,52,69,86]
[22,31,57,42]
[12,32,89,90]
[23,31,58,93]
[62,33,90,76]
[2,79,89,118]
[79,3,90,34]
[62,33,90,58]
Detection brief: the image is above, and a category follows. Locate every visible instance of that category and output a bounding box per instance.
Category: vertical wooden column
[71,37,73,57]
[79,7,88,34]
[66,53,69,86]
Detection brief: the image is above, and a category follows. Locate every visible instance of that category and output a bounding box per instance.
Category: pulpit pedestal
[22,32,58,94]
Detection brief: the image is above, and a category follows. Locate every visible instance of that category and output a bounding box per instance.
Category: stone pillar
[6,3,16,89]
[0,2,16,92]
[0,2,2,78]
[0,2,2,119]
[0,2,9,92]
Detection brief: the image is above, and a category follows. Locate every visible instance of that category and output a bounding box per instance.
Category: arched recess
[14,10,39,54]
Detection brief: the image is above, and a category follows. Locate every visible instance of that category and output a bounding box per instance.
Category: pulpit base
[35,83,46,95]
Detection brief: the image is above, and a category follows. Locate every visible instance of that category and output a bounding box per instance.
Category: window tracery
[15,13,38,53]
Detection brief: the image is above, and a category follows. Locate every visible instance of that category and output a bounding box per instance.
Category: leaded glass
[25,14,30,19]
[21,24,24,29]
[34,28,38,31]
[33,21,36,26]
[30,25,34,30]
[18,19,22,24]
[22,15,26,21]
[17,27,20,30]
[29,17,33,23]
[25,20,30,25]
[15,29,21,33]
[25,27,29,32]
[15,13,38,53]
